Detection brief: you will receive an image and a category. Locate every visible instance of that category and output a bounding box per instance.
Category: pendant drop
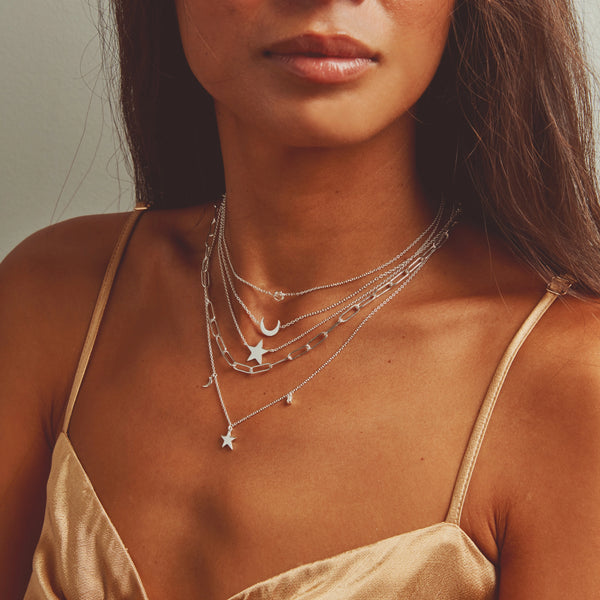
[285,392,293,405]
[259,318,281,337]
[221,427,236,450]
[247,340,268,365]
[202,376,214,388]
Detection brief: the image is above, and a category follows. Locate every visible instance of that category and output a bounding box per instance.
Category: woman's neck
[216,111,434,293]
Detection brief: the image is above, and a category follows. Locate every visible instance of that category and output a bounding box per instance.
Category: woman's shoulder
[516,291,600,476]
[0,211,136,344]
[1,212,132,292]
[0,213,133,434]
[0,204,214,315]
[0,206,213,436]
[521,291,600,412]
[484,290,600,593]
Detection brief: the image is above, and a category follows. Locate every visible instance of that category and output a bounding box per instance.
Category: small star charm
[247,340,268,365]
[221,429,236,450]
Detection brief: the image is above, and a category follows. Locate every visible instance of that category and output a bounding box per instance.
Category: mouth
[264,34,379,84]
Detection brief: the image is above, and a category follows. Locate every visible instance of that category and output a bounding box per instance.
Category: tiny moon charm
[259,318,281,337]
[202,376,214,388]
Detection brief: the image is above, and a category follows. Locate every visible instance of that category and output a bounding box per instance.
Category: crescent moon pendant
[260,318,281,337]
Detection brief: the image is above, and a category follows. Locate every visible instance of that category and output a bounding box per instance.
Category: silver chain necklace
[204,203,455,374]
[219,194,444,302]
[201,202,461,449]
[210,230,452,371]
[216,198,446,343]
[219,243,411,355]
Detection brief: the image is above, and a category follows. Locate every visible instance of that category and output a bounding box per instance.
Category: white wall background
[1,0,599,260]
[1,0,133,260]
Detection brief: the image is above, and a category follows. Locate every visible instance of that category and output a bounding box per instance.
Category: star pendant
[221,430,236,450]
[247,339,268,365]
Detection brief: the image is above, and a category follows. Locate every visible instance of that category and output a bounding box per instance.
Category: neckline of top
[53,432,494,600]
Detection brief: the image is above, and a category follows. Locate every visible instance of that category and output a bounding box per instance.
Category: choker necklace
[201,200,461,449]
[218,194,444,303]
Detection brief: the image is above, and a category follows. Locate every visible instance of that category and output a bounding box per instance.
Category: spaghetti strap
[445,276,572,525]
[61,207,148,434]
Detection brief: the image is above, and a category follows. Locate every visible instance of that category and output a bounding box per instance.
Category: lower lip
[268,54,376,84]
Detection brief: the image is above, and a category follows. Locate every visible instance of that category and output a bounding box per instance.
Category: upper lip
[264,34,378,60]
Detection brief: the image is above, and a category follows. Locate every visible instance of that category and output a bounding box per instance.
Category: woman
[1,0,599,598]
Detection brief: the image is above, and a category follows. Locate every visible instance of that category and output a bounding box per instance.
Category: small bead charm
[285,393,293,405]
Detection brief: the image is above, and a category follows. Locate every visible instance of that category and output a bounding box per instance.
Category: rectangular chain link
[287,344,312,361]
[305,331,329,350]
[338,303,361,323]
[249,363,273,374]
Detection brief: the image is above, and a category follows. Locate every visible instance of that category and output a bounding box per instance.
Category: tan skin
[1,0,600,598]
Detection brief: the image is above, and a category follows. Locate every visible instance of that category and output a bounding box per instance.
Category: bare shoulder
[0,212,135,436]
[1,211,133,290]
[0,204,213,431]
[0,206,212,597]
[491,292,600,598]
[517,293,600,430]
[522,292,600,474]
[0,211,133,597]
[1,212,132,292]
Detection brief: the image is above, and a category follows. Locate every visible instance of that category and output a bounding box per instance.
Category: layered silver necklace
[216,197,446,353]
[201,199,460,449]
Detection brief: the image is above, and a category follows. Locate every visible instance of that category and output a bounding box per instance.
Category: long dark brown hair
[100,0,600,296]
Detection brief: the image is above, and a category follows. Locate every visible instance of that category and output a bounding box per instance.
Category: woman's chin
[248,107,410,151]
[273,124,377,149]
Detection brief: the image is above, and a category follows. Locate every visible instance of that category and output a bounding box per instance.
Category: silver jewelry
[221,428,236,450]
[201,201,461,449]
[206,235,450,375]
[219,194,444,301]
[213,199,447,361]
[259,318,281,337]
[219,231,424,335]
[247,340,267,365]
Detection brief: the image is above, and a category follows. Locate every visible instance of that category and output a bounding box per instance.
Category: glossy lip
[264,34,379,84]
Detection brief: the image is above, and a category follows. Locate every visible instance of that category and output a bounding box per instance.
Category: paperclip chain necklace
[205,211,456,375]
[201,202,461,449]
[213,220,448,367]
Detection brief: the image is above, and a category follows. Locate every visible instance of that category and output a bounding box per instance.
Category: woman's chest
[68,379,492,598]
[64,293,511,598]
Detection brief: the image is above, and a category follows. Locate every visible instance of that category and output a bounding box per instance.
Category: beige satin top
[24,210,570,599]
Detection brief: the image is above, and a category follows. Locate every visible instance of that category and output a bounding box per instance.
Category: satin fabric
[25,435,496,600]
